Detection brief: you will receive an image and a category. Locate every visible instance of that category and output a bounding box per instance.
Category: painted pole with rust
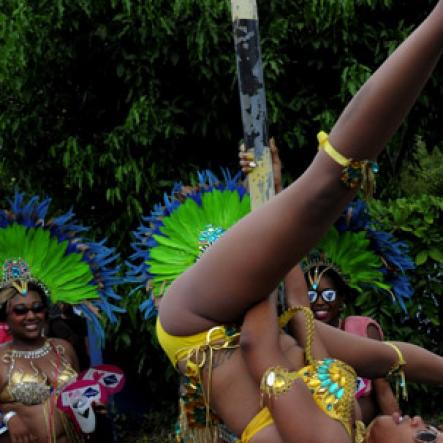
[231,0,275,209]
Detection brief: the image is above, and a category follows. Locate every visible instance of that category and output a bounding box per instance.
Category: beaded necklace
[10,340,51,359]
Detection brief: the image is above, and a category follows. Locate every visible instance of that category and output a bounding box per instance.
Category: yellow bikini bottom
[156,317,239,375]
[238,407,273,442]
[156,316,363,442]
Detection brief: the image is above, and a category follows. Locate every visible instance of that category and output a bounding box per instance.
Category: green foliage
[388,137,443,198]
[109,289,175,377]
[343,195,443,414]
[113,409,176,442]
[1,0,442,247]
[367,195,443,351]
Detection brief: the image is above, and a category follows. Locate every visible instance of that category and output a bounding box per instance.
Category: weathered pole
[231,0,275,209]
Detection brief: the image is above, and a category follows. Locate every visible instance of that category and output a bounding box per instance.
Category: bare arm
[373,378,401,416]
[366,325,400,415]
[313,321,443,384]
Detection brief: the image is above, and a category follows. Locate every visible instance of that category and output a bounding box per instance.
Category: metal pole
[231,0,275,209]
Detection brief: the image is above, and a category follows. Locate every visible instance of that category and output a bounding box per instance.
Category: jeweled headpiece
[305,262,337,290]
[127,170,250,318]
[198,225,226,256]
[303,225,388,295]
[1,258,33,295]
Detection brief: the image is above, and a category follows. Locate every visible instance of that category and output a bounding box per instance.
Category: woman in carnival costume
[127,170,251,442]
[133,3,443,442]
[0,193,124,443]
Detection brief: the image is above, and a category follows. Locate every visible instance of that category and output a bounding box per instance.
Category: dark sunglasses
[415,426,439,442]
[11,302,46,316]
[308,289,337,304]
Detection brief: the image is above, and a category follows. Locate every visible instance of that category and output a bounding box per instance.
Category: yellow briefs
[239,407,274,442]
[156,317,232,369]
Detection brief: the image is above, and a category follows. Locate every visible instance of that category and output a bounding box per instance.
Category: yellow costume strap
[278,305,315,365]
[317,131,379,199]
[384,341,408,401]
[354,420,367,443]
[238,407,273,443]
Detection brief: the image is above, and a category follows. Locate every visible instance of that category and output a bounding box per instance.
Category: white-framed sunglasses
[308,289,337,304]
[415,426,440,443]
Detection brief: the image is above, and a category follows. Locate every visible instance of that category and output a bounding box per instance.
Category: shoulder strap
[278,306,315,365]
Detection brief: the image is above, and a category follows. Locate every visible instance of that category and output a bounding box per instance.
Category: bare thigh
[250,424,283,443]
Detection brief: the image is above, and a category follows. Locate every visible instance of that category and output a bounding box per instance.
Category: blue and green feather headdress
[126,170,250,318]
[0,192,125,339]
[303,199,415,311]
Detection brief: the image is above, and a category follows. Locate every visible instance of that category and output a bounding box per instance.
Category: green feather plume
[305,227,390,292]
[148,189,250,297]
[0,225,97,303]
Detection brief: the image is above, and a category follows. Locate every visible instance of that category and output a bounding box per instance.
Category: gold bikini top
[262,306,366,442]
[0,340,77,406]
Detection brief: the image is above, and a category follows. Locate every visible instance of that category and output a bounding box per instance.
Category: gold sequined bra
[0,340,77,406]
[262,306,365,442]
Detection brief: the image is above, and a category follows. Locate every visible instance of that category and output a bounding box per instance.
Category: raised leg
[160,2,443,335]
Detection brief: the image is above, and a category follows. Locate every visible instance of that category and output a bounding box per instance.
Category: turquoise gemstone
[329,383,339,394]
[321,380,331,387]
[336,388,344,399]
[323,358,333,364]
[327,404,333,411]
[318,374,329,381]
[371,162,380,173]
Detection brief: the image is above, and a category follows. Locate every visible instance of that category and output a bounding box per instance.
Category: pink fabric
[79,364,125,395]
[0,323,11,345]
[341,316,384,397]
[341,316,384,340]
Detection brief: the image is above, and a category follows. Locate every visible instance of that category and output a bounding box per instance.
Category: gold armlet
[317,131,379,199]
[260,367,300,402]
[384,341,408,401]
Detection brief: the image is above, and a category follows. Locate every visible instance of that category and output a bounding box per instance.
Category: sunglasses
[308,289,337,304]
[10,302,46,317]
[415,426,439,443]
